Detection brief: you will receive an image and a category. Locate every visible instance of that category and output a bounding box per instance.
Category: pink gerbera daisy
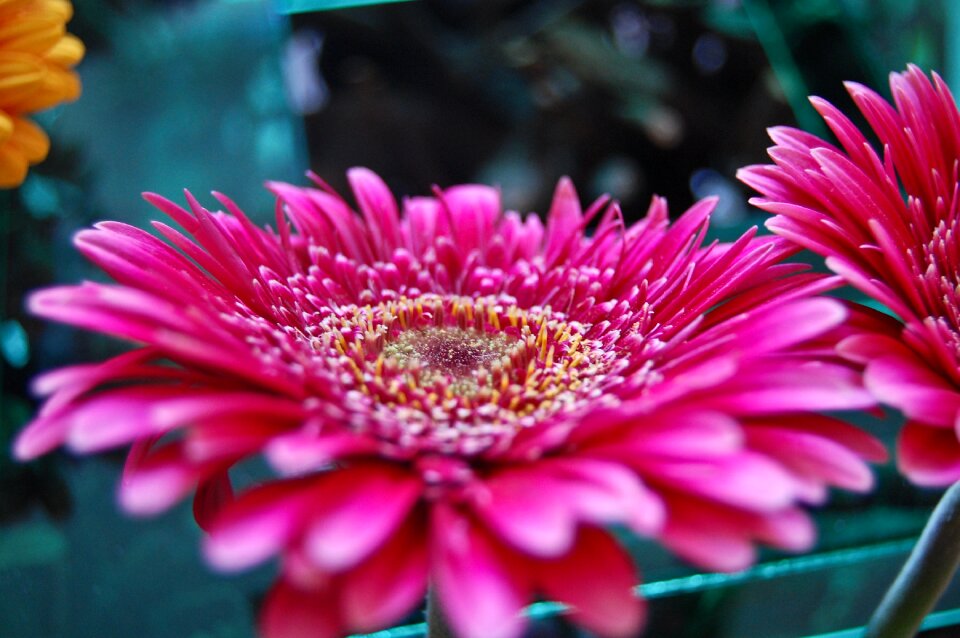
[15,169,884,638]
[739,65,960,487]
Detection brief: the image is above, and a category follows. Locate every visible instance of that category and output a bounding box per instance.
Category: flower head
[16,169,884,638]
[0,0,83,187]
[739,65,960,487]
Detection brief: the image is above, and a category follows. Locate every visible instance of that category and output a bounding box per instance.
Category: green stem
[866,481,960,638]
[427,588,455,638]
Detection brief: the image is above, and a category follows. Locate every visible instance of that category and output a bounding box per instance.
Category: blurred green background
[0,1,957,636]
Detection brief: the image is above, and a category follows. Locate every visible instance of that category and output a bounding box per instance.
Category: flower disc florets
[310,294,619,456]
[16,168,885,638]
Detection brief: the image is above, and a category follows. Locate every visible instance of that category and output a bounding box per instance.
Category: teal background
[1,1,958,636]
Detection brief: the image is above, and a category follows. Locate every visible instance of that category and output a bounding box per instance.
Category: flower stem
[866,480,960,638]
[427,588,455,638]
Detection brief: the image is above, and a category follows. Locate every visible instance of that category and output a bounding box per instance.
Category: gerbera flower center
[382,327,518,396]
[307,294,620,455]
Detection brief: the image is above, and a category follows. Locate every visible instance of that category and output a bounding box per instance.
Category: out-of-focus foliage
[291,0,946,226]
[278,0,417,13]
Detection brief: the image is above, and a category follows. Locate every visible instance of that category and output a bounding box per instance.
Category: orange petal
[0,110,14,143]
[0,1,37,21]
[9,115,47,162]
[0,52,43,106]
[0,140,29,188]
[44,33,83,67]
[39,0,72,23]
[0,14,63,55]
[10,65,78,112]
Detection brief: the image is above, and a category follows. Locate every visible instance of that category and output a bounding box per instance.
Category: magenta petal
[601,410,743,459]
[707,363,876,414]
[339,517,429,633]
[12,413,67,460]
[748,414,888,463]
[474,471,572,556]
[476,458,662,557]
[544,177,583,264]
[544,458,664,535]
[118,441,201,516]
[31,348,158,409]
[838,333,915,366]
[432,504,529,638]
[204,478,320,571]
[898,421,960,486]
[866,355,960,426]
[303,464,422,572]
[754,508,816,551]
[347,167,402,256]
[193,470,234,532]
[402,196,442,255]
[260,579,340,638]
[665,494,814,569]
[538,526,644,638]
[662,514,756,572]
[62,388,304,453]
[730,298,847,354]
[265,430,379,475]
[442,184,500,256]
[643,452,797,512]
[746,426,875,492]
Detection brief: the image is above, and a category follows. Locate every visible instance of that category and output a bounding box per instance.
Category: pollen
[383,326,517,383]
[303,293,619,455]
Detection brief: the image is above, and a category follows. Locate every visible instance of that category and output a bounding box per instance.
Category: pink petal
[537,526,645,638]
[118,440,204,516]
[12,413,68,460]
[203,477,320,571]
[752,507,816,551]
[348,167,402,257]
[260,579,340,638]
[402,196,443,256]
[193,470,234,532]
[473,471,572,556]
[339,516,429,633]
[747,413,888,462]
[431,504,529,638]
[661,514,756,572]
[706,362,876,414]
[729,298,847,353]
[475,458,663,557]
[264,430,379,475]
[898,421,960,486]
[544,458,664,536]
[544,177,583,264]
[442,184,500,257]
[303,463,422,572]
[184,418,292,463]
[31,348,157,405]
[60,387,303,453]
[866,355,960,427]
[641,452,797,512]
[592,410,743,459]
[745,426,875,492]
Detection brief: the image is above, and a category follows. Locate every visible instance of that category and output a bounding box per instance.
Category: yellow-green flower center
[383,326,519,396]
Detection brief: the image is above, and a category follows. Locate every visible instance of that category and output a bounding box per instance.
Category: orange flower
[0,0,83,188]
